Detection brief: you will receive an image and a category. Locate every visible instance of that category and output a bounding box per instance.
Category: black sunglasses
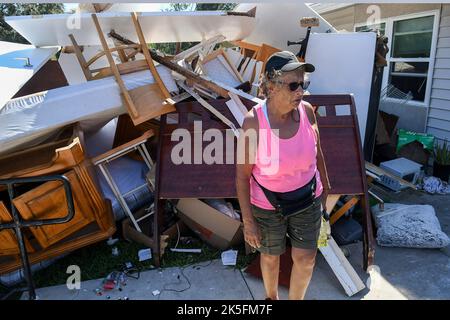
[274,80,310,91]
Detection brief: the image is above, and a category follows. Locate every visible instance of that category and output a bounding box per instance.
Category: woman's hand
[243,219,262,249]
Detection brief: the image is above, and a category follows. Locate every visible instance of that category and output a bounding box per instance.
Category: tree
[0,3,64,44]
[195,3,237,11]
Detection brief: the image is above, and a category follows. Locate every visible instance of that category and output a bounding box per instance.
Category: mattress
[0,65,178,156]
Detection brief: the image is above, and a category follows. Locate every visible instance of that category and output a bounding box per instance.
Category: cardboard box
[176,198,244,250]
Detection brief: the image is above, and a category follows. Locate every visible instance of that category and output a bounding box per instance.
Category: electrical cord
[157,250,221,300]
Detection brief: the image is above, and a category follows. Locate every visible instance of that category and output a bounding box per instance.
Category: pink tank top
[250,100,323,210]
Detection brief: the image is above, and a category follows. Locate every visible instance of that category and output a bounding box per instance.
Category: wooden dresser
[0,124,116,274]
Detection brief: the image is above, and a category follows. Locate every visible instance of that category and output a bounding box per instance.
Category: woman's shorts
[251,198,322,255]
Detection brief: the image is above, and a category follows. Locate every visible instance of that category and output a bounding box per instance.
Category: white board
[306,32,377,142]
[235,3,336,51]
[0,65,177,156]
[6,11,256,47]
[0,41,58,110]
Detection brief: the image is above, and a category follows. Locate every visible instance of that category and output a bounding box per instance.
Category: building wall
[427,4,450,142]
[322,3,449,141]
[322,3,441,32]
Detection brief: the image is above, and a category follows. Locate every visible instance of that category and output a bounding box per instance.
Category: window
[388,15,434,102]
[355,11,438,105]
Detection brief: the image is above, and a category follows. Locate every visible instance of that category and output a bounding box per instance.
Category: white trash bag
[372,203,449,249]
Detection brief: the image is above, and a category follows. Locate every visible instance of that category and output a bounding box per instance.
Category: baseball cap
[264,51,315,74]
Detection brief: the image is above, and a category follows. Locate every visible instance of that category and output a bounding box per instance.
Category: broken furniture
[92,130,155,232]
[0,175,75,300]
[151,94,375,275]
[90,13,174,125]
[152,98,257,266]
[307,94,375,270]
[0,124,116,275]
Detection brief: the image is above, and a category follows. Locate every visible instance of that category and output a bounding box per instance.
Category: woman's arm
[236,110,261,249]
[303,102,331,211]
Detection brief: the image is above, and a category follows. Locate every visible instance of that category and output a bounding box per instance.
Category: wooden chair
[70,13,175,126]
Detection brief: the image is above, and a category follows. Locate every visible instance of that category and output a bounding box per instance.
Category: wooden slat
[91,14,138,118]
[330,196,359,225]
[131,12,171,99]
[68,34,93,81]
[319,237,366,296]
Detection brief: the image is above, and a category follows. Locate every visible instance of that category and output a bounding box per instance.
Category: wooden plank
[68,34,93,81]
[325,194,340,214]
[174,35,225,61]
[330,196,359,225]
[131,12,171,99]
[221,51,244,83]
[225,48,244,68]
[92,130,154,164]
[226,92,249,127]
[128,84,176,125]
[242,58,256,82]
[319,237,366,296]
[91,14,138,118]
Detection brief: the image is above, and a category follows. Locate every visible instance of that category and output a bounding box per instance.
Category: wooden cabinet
[12,170,95,249]
[0,202,34,256]
[0,125,116,274]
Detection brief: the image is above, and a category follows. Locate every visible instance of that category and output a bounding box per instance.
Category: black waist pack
[252,174,318,218]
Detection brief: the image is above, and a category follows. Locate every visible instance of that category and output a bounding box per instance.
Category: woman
[236,51,331,300]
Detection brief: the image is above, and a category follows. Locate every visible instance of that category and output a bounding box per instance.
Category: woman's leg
[260,253,280,300]
[288,247,317,300]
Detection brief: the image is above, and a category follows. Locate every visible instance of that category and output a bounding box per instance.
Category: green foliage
[434,140,450,165]
[151,2,236,55]
[0,3,64,44]
[195,3,237,11]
